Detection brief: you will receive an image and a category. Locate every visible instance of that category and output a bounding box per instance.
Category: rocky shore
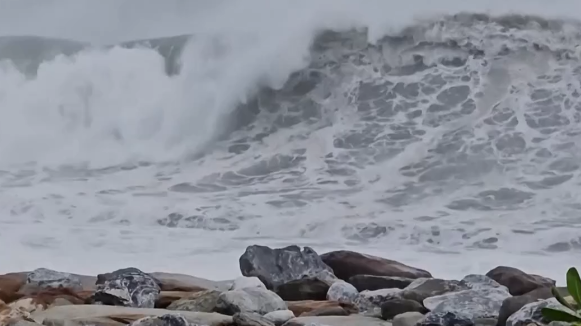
[0,245,574,326]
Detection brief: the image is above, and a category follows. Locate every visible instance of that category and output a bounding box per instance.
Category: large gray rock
[25,268,82,292]
[424,287,511,319]
[215,287,286,316]
[239,245,336,291]
[401,278,469,303]
[91,268,161,308]
[497,287,553,326]
[418,312,474,326]
[348,275,414,291]
[461,275,507,291]
[320,251,432,281]
[166,290,221,312]
[506,298,576,326]
[326,281,358,304]
[355,288,402,317]
[485,266,555,296]
[230,277,266,291]
[264,310,295,326]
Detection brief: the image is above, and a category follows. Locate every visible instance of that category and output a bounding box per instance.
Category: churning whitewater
[0,1,580,283]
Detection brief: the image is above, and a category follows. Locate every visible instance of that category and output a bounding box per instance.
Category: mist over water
[1,0,581,283]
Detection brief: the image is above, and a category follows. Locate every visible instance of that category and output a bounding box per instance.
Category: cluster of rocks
[0,245,575,326]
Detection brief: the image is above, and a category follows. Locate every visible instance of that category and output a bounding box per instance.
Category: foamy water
[0,0,580,284]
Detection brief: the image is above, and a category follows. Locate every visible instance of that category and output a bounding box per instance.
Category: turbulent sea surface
[0,1,580,283]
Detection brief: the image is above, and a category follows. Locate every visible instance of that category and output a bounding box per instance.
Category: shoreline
[0,244,573,326]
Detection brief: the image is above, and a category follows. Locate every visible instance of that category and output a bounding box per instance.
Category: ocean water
[0,0,580,284]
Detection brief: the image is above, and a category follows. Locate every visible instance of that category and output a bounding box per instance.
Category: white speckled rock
[26,268,82,292]
[264,309,295,325]
[424,287,511,319]
[506,298,577,326]
[230,276,267,290]
[326,281,359,304]
[461,274,508,291]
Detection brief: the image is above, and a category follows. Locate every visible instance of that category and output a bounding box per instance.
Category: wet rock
[461,275,507,291]
[485,267,555,296]
[348,275,414,291]
[215,287,286,315]
[128,314,189,326]
[418,312,474,326]
[264,310,295,326]
[282,315,391,326]
[424,287,510,319]
[381,298,428,320]
[393,312,425,326]
[401,278,469,304]
[320,250,431,281]
[92,267,161,308]
[23,269,82,293]
[275,278,331,301]
[0,273,27,303]
[234,312,276,326]
[230,277,266,291]
[285,300,356,317]
[506,298,576,326]
[497,287,553,326]
[326,281,358,304]
[166,290,221,312]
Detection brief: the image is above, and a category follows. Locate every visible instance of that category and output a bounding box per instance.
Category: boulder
[0,273,27,303]
[149,272,230,292]
[423,287,511,319]
[239,245,336,291]
[166,290,221,312]
[326,281,358,304]
[461,275,507,291]
[393,312,425,326]
[418,312,474,326]
[400,278,469,304]
[320,251,431,281]
[91,268,161,308]
[31,305,232,326]
[275,278,331,301]
[234,312,276,326]
[215,287,286,316]
[128,314,190,326]
[381,298,428,320]
[263,310,295,326]
[497,287,553,326]
[485,267,555,296]
[23,269,82,293]
[506,298,576,326]
[282,315,391,326]
[348,275,413,291]
[355,288,402,317]
[285,300,356,317]
[230,277,266,291]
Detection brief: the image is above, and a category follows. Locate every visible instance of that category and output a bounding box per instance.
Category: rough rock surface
[506,298,576,326]
[461,275,507,291]
[355,288,402,317]
[418,312,474,326]
[348,275,414,291]
[24,269,82,293]
[424,287,511,319]
[128,314,190,326]
[215,287,286,316]
[400,278,469,303]
[166,290,221,312]
[381,298,428,320]
[92,268,161,308]
[282,315,391,326]
[239,245,336,291]
[326,281,358,304]
[485,267,555,296]
[393,312,425,326]
[275,278,331,301]
[264,310,295,326]
[230,277,266,291]
[1,299,35,326]
[320,251,431,281]
[234,312,276,326]
[497,287,553,326]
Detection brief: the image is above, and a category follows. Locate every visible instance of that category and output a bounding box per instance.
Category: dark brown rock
[381,298,428,320]
[497,287,553,326]
[276,278,330,301]
[0,273,27,303]
[348,275,413,292]
[320,251,431,281]
[485,266,555,296]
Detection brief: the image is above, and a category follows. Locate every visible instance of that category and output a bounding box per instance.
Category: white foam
[0,0,579,284]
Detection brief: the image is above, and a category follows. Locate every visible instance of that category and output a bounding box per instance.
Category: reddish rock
[320,251,432,281]
[0,273,27,303]
[485,266,555,296]
[286,300,357,317]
